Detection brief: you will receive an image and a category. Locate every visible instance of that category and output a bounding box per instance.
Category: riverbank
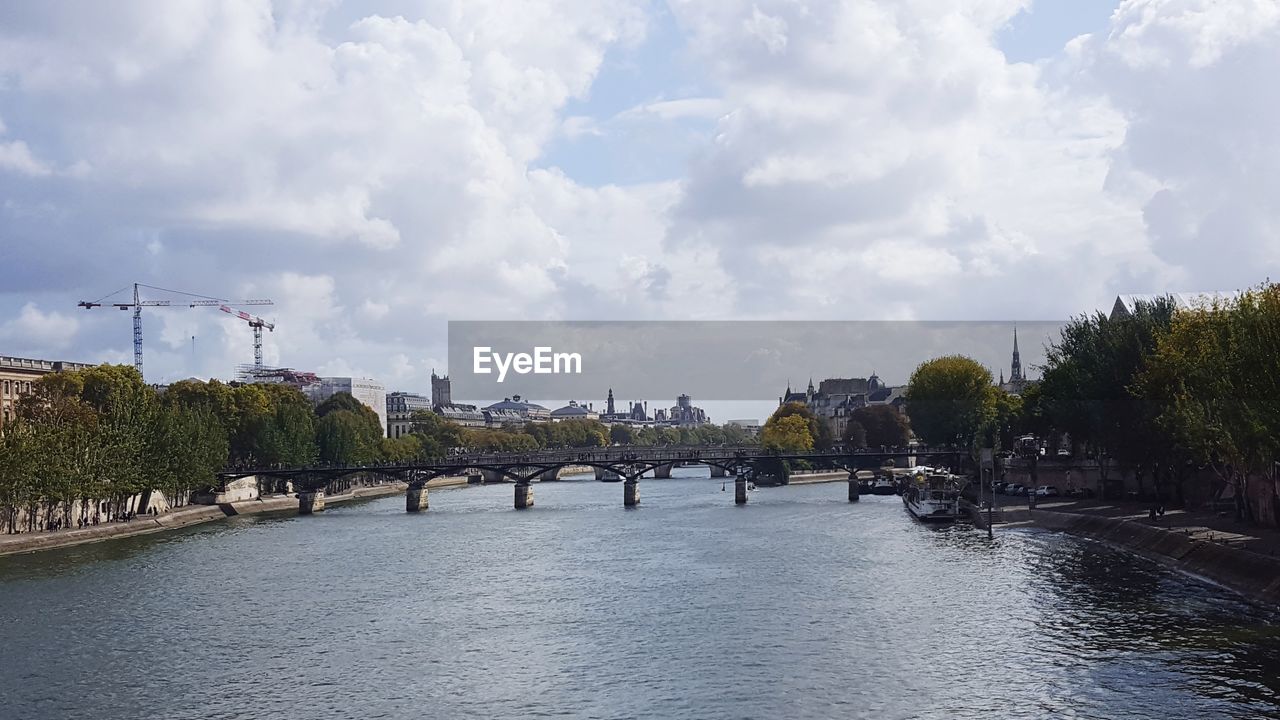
[787,471,849,485]
[984,502,1280,606]
[0,475,471,557]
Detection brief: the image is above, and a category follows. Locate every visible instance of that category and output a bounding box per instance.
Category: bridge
[219,445,966,513]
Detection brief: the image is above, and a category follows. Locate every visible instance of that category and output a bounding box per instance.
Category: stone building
[386,391,432,439]
[550,400,599,421]
[1,355,94,431]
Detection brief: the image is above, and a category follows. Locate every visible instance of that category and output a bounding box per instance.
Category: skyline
[2,1,1276,391]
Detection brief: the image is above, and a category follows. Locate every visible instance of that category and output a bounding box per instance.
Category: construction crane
[78,283,274,380]
[215,305,275,370]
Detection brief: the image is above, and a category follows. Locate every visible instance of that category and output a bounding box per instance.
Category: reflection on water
[1,473,1278,720]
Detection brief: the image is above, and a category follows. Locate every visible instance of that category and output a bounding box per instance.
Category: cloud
[0,302,80,351]
[0,0,1277,397]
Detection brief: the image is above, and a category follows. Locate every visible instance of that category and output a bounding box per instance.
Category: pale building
[309,376,387,430]
[386,391,432,439]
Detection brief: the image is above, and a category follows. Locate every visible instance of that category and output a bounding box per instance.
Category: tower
[606,388,615,415]
[1010,326,1024,383]
[431,370,451,408]
[806,377,815,403]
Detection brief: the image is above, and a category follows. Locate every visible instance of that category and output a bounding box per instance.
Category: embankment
[0,475,470,558]
[787,471,849,485]
[996,508,1280,605]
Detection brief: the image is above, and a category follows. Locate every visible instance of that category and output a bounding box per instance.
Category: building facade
[386,391,432,438]
[309,376,388,430]
[1,355,95,431]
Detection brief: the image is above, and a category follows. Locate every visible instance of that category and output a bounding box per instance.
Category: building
[1110,291,1241,320]
[666,393,709,425]
[435,403,486,427]
[726,419,761,435]
[1,355,95,431]
[550,400,598,421]
[483,395,550,423]
[386,391,432,439]
[778,374,909,438]
[996,327,1030,395]
[431,370,452,408]
[237,365,322,392]
[308,376,387,430]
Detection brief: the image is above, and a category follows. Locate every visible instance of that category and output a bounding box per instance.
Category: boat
[902,473,963,523]
[870,476,897,495]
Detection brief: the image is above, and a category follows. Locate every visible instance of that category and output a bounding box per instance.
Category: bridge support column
[848,474,860,503]
[652,462,673,479]
[735,475,748,505]
[406,484,429,512]
[709,466,727,478]
[298,490,325,514]
[514,482,534,509]
[624,479,639,507]
[538,467,559,482]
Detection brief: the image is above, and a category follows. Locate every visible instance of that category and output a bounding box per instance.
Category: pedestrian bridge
[217,445,963,512]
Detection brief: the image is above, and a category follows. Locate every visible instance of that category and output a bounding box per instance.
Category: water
[2,470,1279,720]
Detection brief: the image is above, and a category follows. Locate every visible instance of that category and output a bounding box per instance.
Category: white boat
[870,477,897,495]
[902,473,962,523]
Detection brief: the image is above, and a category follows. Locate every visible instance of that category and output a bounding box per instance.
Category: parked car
[1005,484,1025,495]
[1036,485,1060,497]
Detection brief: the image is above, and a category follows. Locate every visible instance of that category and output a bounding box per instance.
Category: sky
[1,0,1277,409]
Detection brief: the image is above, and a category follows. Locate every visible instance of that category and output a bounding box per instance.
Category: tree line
[902,283,1280,525]
[0,366,759,532]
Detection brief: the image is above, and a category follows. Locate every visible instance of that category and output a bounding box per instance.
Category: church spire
[1010,325,1024,383]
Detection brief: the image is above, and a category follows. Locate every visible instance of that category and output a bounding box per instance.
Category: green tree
[761,413,814,451]
[847,405,911,448]
[904,355,996,447]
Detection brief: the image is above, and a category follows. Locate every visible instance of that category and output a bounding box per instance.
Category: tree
[411,410,464,458]
[904,356,996,447]
[609,424,634,445]
[316,409,383,464]
[766,402,824,450]
[847,405,910,448]
[761,413,814,451]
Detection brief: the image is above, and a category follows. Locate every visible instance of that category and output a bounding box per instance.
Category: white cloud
[0,303,80,350]
[0,141,53,177]
[0,0,1277,395]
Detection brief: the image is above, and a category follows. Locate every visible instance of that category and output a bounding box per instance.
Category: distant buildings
[550,400,599,421]
[386,391,431,439]
[483,395,550,423]
[308,376,387,431]
[0,355,94,431]
[666,393,709,426]
[780,373,907,439]
[726,419,761,435]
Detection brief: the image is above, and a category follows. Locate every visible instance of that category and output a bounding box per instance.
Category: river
[2,469,1279,720]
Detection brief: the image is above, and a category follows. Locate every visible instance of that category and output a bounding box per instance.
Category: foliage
[846,405,911,448]
[904,356,995,447]
[761,413,814,452]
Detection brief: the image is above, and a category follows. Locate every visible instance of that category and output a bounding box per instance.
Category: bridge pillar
[624,479,639,507]
[735,475,748,505]
[848,474,860,503]
[406,484,429,512]
[298,490,325,514]
[514,482,534,509]
[652,462,673,479]
[481,469,504,484]
[595,467,621,481]
[709,465,728,478]
[538,467,560,482]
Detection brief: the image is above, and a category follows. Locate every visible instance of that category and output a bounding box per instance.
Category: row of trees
[0,366,228,532]
[410,413,757,455]
[900,284,1280,525]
